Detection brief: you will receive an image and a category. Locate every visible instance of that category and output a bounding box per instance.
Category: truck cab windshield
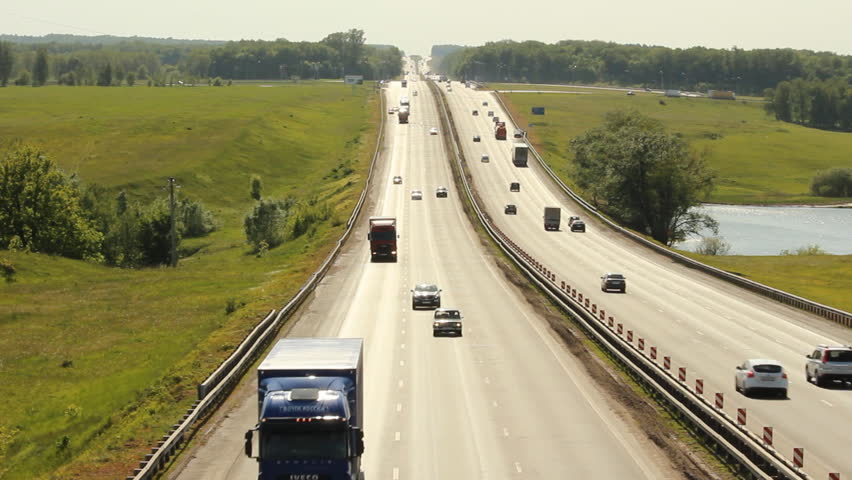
[261,427,347,460]
[370,231,395,241]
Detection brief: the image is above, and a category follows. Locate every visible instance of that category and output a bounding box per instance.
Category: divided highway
[166,74,686,479]
[442,78,852,479]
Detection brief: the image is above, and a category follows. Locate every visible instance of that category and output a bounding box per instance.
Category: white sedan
[429,127,439,135]
[411,190,423,200]
[481,154,490,163]
[735,359,788,398]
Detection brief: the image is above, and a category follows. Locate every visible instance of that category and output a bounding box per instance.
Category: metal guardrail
[490,91,852,329]
[127,87,388,480]
[430,81,807,480]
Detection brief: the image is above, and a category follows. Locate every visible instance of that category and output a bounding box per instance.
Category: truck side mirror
[349,426,365,456]
[244,430,253,458]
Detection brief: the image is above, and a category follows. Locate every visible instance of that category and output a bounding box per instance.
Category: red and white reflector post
[627,330,633,342]
[678,367,686,382]
[737,408,746,426]
[695,378,704,395]
[793,448,804,468]
[650,346,657,360]
[617,323,623,335]
[763,426,773,446]
[714,392,724,409]
[829,473,840,480]
[663,356,671,370]
[638,338,645,351]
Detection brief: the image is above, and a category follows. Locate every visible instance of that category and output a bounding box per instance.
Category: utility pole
[168,177,178,267]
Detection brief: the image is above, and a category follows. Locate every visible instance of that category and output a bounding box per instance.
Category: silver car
[411,190,423,200]
[411,283,441,309]
[735,359,788,398]
[806,345,852,386]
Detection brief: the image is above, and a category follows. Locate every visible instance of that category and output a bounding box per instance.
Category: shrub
[694,236,732,255]
[14,70,31,86]
[179,198,216,237]
[780,244,827,256]
[244,198,294,251]
[0,257,15,282]
[810,167,852,197]
[291,202,332,238]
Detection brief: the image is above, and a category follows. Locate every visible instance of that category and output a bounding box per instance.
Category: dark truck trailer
[512,143,529,167]
[368,216,398,262]
[245,338,365,480]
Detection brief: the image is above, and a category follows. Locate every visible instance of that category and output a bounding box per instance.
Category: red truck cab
[368,216,398,262]
[495,122,507,140]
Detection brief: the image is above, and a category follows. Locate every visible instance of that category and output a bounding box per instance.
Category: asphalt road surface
[445,79,852,479]
[166,74,685,479]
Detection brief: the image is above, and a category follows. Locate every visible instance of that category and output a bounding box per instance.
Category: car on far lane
[413,91,418,96]
[509,182,520,192]
[627,90,635,96]
[388,107,396,114]
[433,308,463,337]
[411,190,423,200]
[472,109,479,116]
[600,273,626,293]
[482,101,489,106]
[735,359,788,398]
[429,127,439,135]
[481,154,490,163]
[393,176,402,184]
[436,186,448,198]
[487,111,494,117]
[473,135,481,142]
[504,204,517,215]
[570,220,586,232]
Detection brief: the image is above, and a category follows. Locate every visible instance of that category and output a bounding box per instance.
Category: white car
[393,176,402,184]
[735,359,788,398]
[411,190,423,200]
[481,154,490,163]
[429,127,439,135]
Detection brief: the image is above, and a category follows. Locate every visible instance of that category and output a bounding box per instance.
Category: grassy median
[494,84,852,205]
[0,82,379,479]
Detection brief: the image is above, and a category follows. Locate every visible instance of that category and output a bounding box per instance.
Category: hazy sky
[2,0,851,56]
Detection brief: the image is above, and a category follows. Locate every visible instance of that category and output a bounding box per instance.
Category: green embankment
[495,84,852,205]
[494,85,852,314]
[0,82,378,479]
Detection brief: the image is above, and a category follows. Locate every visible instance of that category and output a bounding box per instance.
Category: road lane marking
[393,467,399,480]
[398,379,404,389]
[395,431,401,441]
[400,360,405,367]
[401,329,406,334]
[493,400,499,407]
[401,343,406,350]
[503,427,509,437]
[396,403,402,412]
[514,462,523,473]
[821,400,834,407]
[696,330,705,336]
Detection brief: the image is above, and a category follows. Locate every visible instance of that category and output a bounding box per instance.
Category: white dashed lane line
[821,400,834,407]
[396,403,402,412]
[514,462,523,473]
[395,431,401,441]
[503,427,509,437]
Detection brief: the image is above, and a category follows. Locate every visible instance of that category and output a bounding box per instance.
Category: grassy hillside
[494,84,852,205]
[0,82,379,479]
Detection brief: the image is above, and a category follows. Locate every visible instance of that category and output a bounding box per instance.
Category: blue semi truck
[244,338,364,480]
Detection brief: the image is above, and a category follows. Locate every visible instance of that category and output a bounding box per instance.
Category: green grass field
[494,84,852,205]
[0,82,379,479]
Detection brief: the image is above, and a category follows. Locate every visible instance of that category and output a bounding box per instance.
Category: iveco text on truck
[368,216,398,262]
[244,338,365,480]
[544,207,561,231]
[512,143,529,166]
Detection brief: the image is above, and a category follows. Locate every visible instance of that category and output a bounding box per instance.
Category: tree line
[0,142,216,267]
[0,29,402,87]
[432,40,851,95]
[763,77,852,131]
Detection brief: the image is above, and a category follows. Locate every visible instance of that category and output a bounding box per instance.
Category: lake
[678,204,852,255]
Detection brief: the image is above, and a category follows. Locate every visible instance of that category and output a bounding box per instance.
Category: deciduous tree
[570,110,717,246]
[0,41,13,87]
[32,48,48,86]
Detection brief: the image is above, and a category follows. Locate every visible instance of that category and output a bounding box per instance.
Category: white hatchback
[735,359,788,398]
[411,190,423,200]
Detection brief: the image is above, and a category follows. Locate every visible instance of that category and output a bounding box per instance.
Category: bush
[1,257,15,282]
[780,244,827,256]
[694,236,732,255]
[14,70,31,86]
[179,198,216,237]
[212,77,223,87]
[810,167,852,197]
[291,202,332,238]
[244,198,294,251]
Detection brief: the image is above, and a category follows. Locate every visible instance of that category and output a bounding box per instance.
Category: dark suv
[806,345,852,387]
[411,284,441,309]
[601,273,626,293]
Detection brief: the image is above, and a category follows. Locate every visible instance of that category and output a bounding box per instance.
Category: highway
[166,68,687,479]
[442,75,852,479]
